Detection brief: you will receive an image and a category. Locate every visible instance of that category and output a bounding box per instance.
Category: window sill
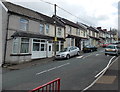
[10,54,32,56]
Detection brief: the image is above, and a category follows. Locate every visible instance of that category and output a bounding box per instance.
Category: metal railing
[29,78,60,92]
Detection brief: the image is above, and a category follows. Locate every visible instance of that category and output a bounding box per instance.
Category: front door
[47,44,53,57]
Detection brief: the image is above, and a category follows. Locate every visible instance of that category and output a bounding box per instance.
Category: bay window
[13,38,19,53]
[20,38,29,53]
[13,38,29,54]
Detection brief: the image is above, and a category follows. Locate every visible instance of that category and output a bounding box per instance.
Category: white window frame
[20,18,28,31]
[68,26,72,34]
[57,27,62,36]
[12,37,20,54]
[46,24,49,34]
[76,29,80,35]
[32,38,46,52]
[12,37,30,54]
[40,23,44,34]
[20,38,30,53]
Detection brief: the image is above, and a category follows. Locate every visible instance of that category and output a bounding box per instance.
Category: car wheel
[66,54,70,59]
[105,53,107,55]
[77,51,80,56]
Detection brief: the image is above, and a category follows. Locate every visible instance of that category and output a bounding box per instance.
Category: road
[2,48,118,91]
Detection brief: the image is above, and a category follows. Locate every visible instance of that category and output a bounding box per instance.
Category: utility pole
[54,4,57,56]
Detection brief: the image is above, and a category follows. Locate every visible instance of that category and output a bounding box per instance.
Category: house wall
[1,3,8,66]
[5,13,65,64]
[8,15,20,31]
[29,19,40,33]
[64,25,77,48]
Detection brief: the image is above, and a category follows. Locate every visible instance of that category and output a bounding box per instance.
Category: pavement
[85,56,120,92]
[2,57,55,71]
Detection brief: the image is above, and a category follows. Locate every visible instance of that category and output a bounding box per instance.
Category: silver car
[105,45,120,56]
[55,46,80,59]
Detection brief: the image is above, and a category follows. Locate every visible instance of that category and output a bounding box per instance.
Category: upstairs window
[46,24,49,34]
[40,24,44,34]
[20,18,28,31]
[68,26,72,34]
[76,29,80,35]
[58,28,62,36]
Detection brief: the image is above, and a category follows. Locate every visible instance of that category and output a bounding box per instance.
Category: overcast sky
[6,0,119,31]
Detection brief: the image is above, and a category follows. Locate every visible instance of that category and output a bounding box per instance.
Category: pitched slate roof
[77,22,87,30]
[53,15,79,28]
[3,2,44,21]
[2,2,64,27]
[88,26,99,33]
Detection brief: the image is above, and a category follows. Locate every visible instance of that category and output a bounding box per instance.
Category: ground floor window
[20,38,29,53]
[13,38,19,53]
[33,43,40,51]
[32,39,46,51]
[56,41,59,51]
[56,41,64,51]
[71,38,74,46]
[61,41,64,50]
[13,37,29,54]
[41,43,46,51]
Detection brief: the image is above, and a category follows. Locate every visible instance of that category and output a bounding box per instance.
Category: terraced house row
[0,2,118,65]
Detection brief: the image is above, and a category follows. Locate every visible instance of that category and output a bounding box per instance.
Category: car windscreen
[60,48,68,52]
[106,46,115,49]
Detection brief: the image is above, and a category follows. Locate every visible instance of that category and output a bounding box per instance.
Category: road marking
[76,56,83,58]
[95,54,100,56]
[95,56,116,78]
[82,54,93,59]
[82,56,118,92]
[36,63,70,75]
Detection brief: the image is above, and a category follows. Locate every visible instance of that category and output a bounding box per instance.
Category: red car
[101,43,111,48]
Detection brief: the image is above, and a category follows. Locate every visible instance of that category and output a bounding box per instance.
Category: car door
[69,47,74,56]
[72,47,77,56]
[74,47,78,55]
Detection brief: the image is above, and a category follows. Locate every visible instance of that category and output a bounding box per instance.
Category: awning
[11,31,66,41]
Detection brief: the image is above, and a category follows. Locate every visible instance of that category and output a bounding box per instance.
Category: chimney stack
[97,27,101,30]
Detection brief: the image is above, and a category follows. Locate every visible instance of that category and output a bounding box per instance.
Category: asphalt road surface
[2,48,118,91]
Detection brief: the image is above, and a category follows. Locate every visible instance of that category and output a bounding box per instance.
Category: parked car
[105,45,120,56]
[112,41,120,44]
[83,45,97,53]
[101,43,111,48]
[55,46,80,59]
